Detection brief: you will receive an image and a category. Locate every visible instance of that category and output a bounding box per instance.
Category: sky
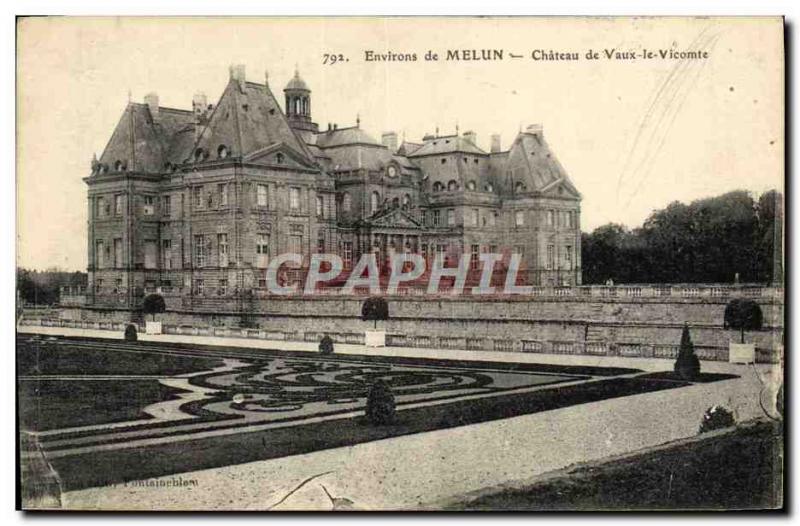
[16,17,784,271]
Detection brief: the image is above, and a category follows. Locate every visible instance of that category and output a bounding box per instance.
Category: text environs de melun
[363,48,710,62]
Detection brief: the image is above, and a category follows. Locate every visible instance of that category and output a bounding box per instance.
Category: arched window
[447,180,458,191]
[485,183,494,192]
[114,160,124,172]
[466,180,476,191]
[392,197,400,209]
[342,192,351,212]
[217,145,229,159]
[371,191,380,213]
[433,181,443,192]
[276,153,284,164]
[402,194,410,208]
[194,148,205,163]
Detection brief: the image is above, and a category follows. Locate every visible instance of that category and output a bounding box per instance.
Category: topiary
[361,296,389,330]
[142,293,166,321]
[724,298,763,344]
[365,380,396,425]
[674,323,700,380]
[124,323,138,341]
[699,405,735,433]
[319,335,334,355]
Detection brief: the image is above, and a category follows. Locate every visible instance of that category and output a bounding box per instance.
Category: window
[485,183,494,192]
[342,192,351,212]
[515,181,525,192]
[95,240,105,268]
[547,244,555,270]
[144,240,157,269]
[115,278,123,293]
[218,279,228,295]
[343,241,353,269]
[317,232,326,253]
[316,195,324,217]
[218,145,228,159]
[567,211,576,228]
[489,212,497,227]
[436,243,446,255]
[433,182,443,192]
[469,209,479,227]
[547,210,554,227]
[115,195,123,215]
[162,195,171,217]
[113,238,122,268]
[441,158,447,164]
[489,244,498,254]
[288,234,303,255]
[392,197,400,209]
[162,239,172,269]
[466,180,476,191]
[470,244,480,270]
[565,245,573,270]
[257,184,268,207]
[402,194,410,208]
[257,271,267,289]
[447,180,458,191]
[194,234,207,267]
[195,279,204,295]
[447,209,455,226]
[96,197,106,218]
[289,187,300,210]
[433,210,441,226]
[143,196,155,215]
[218,184,228,207]
[515,210,525,227]
[256,233,269,268]
[276,152,284,164]
[370,191,380,214]
[218,233,229,267]
[193,187,203,209]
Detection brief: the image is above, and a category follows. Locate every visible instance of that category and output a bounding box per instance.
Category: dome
[284,69,310,92]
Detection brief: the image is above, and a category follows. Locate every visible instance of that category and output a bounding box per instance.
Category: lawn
[450,420,783,511]
[16,336,224,376]
[18,379,189,431]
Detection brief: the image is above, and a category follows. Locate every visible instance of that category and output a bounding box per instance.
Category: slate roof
[315,127,381,148]
[98,103,195,173]
[407,134,486,157]
[192,80,315,164]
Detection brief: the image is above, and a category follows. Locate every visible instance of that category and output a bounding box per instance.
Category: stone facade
[85,64,581,313]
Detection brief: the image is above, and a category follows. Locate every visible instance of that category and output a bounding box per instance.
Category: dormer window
[217,145,229,159]
[276,153,285,164]
[114,160,124,172]
[466,180,476,191]
[485,183,494,192]
[194,148,207,163]
[433,182,443,192]
[515,181,526,192]
[447,180,458,191]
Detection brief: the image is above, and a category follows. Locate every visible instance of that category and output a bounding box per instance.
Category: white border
[4,2,795,524]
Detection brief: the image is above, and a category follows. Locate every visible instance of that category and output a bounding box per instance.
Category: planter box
[365,329,386,347]
[145,321,162,335]
[729,342,755,364]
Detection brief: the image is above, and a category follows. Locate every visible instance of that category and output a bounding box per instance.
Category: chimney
[382,131,398,152]
[526,123,543,135]
[229,64,246,89]
[192,92,208,116]
[462,130,477,146]
[144,92,159,120]
[490,134,502,153]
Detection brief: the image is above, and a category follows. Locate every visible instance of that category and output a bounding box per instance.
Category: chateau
[85,64,581,310]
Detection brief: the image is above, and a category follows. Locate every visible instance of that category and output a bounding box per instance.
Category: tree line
[581,189,783,285]
[17,268,87,306]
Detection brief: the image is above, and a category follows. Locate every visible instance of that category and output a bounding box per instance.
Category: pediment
[244,143,317,170]
[540,177,581,199]
[366,208,424,229]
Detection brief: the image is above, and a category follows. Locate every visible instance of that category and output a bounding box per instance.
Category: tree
[724,298,763,343]
[674,323,700,380]
[365,380,396,425]
[124,324,138,341]
[319,335,334,355]
[142,293,166,321]
[361,296,389,330]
